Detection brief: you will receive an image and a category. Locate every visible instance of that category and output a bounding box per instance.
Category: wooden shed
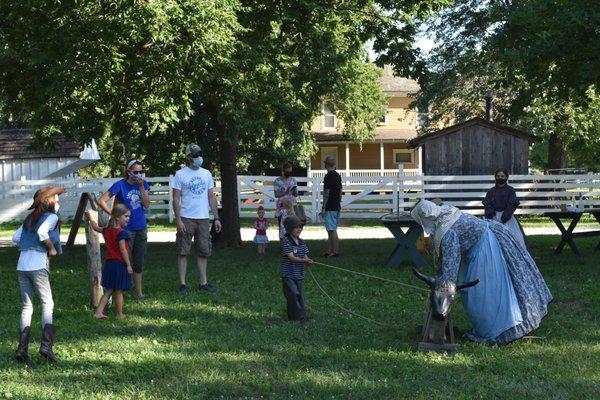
[409,117,539,175]
[0,129,100,181]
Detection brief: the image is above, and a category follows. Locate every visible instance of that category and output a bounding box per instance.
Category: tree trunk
[547,131,567,170]
[210,102,242,247]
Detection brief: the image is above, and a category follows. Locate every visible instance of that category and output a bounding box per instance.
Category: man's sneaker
[199,283,217,294]
[179,285,188,296]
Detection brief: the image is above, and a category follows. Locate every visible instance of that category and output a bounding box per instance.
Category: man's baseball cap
[185,144,202,157]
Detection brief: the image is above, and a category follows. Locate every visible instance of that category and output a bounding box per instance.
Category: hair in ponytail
[108,204,130,228]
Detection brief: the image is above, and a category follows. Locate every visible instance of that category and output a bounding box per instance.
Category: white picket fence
[1,172,599,223]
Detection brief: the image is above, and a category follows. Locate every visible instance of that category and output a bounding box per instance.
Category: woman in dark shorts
[99,159,150,300]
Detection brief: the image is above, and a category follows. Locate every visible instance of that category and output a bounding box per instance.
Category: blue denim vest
[18,213,62,255]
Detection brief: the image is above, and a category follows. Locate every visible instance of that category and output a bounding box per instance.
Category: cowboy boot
[39,324,59,363]
[15,326,31,362]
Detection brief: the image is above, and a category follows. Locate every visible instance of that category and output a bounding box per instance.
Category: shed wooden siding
[422,124,529,175]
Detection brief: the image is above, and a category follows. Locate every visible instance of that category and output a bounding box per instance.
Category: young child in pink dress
[253,206,270,254]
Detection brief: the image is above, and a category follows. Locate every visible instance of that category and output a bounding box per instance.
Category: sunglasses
[189,152,202,158]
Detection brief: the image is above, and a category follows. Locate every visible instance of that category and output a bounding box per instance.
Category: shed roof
[409,117,540,147]
[314,129,417,142]
[0,129,81,160]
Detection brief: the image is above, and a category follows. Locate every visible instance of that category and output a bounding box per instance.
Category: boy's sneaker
[198,283,217,294]
[179,285,188,296]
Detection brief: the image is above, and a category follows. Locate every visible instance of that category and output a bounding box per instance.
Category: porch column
[345,143,350,177]
[379,142,385,176]
[418,146,423,173]
[307,156,312,178]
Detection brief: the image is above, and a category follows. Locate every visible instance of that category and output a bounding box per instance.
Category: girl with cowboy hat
[12,186,65,363]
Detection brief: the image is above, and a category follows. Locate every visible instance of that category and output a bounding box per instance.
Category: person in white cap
[171,144,221,296]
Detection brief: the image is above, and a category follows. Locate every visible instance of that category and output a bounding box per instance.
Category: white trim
[379,142,385,173]
[321,102,336,130]
[378,114,388,126]
[392,149,414,164]
[345,143,350,172]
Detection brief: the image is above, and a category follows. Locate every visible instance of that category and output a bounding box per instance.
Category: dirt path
[0,225,584,247]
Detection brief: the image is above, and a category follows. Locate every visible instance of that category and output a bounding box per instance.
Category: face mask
[283,171,292,178]
[192,156,203,168]
[54,203,60,213]
[495,178,507,185]
[132,172,143,178]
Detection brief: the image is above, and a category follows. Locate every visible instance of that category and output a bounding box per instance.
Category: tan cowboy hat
[28,187,66,210]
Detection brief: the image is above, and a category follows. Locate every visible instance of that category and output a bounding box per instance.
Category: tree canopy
[1,0,454,245]
[414,0,600,171]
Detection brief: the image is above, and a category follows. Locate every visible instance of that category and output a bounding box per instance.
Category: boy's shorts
[323,210,340,231]
[176,218,212,257]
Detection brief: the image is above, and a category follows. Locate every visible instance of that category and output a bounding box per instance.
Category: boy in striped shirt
[280,215,313,323]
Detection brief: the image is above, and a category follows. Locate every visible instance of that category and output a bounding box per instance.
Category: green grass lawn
[0,236,599,399]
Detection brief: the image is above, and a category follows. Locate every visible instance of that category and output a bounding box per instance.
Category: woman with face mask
[483,167,527,250]
[273,162,299,233]
[98,158,151,300]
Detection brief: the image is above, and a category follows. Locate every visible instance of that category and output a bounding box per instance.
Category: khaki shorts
[176,218,212,257]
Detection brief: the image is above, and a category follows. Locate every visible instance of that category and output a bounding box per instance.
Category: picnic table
[543,209,600,263]
[381,212,428,269]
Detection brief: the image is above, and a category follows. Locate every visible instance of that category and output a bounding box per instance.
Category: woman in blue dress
[411,199,552,344]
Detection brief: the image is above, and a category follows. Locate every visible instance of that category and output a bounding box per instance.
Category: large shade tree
[413,0,600,171]
[1,0,450,246]
[0,0,239,156]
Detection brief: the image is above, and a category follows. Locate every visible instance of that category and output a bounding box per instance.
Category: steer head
[412,268,479,321]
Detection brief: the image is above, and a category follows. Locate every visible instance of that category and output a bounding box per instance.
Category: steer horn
[456,279,479,290]
[412,268,435,288]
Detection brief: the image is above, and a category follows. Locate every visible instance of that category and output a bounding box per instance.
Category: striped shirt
[280,235,309,280]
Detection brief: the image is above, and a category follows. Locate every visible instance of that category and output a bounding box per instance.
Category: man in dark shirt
[321,156,342,257]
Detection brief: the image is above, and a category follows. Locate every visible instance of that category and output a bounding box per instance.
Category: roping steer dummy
[412,268,479,352]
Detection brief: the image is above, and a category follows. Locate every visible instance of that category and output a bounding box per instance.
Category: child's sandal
[94,313,108,320]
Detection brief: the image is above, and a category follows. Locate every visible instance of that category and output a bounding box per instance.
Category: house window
[320,146,338,168]
[322,102,336,129]
[393,149,413,164]
[378,113,388,125]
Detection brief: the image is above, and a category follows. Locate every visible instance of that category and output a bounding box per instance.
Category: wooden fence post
[311,176,320,222]
[85,209,103,308]
[168,174,174,223]
[398,164,405,212]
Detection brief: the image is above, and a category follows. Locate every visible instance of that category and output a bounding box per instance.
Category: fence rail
[1,172,599,223]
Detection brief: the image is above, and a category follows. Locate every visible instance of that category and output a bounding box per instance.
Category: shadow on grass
[1,236,599,398]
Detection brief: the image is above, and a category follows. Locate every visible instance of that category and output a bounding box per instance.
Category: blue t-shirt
[280,235,308,280]
[108,178,151,231]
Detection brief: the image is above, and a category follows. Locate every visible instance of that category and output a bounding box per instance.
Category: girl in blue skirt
[87,204,133,319]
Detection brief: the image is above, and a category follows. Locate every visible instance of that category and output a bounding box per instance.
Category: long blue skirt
[458,225,523,342]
